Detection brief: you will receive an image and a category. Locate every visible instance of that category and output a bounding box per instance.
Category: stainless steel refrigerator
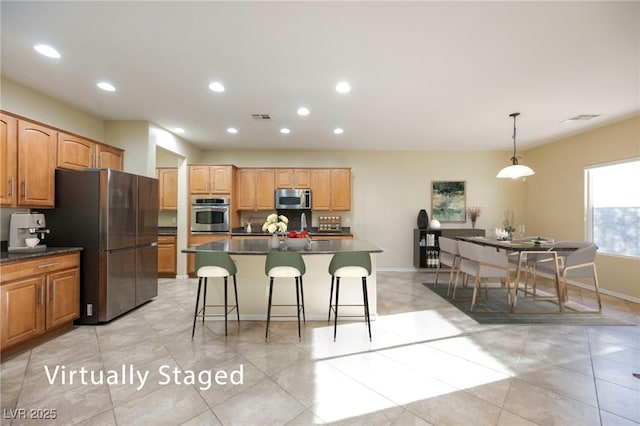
[47,169,158,324]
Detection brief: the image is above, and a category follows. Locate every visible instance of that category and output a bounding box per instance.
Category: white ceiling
[1,1,638,152]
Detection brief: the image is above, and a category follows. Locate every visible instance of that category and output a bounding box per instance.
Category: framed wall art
[431,180,466,222]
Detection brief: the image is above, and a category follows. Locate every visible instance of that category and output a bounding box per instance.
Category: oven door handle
[192,205,228,211]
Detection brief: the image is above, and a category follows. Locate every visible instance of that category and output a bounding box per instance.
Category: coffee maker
[8,212,50,252]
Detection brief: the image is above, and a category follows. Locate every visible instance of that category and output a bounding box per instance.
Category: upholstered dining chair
[456,241,516,311]
[533,242,601,312]
[435,236,460,296]
[264,251,306,339]
[509,236,555,296]
[192,252,239,339]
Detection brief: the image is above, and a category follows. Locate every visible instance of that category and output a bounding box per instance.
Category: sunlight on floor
[305,309,516,422]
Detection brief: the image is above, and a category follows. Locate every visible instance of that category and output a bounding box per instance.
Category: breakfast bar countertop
[182,238,382,255]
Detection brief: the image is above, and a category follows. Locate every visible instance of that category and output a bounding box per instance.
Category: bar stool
[327,251,372,341]
[264,251,306,340]
[192,252,239,339]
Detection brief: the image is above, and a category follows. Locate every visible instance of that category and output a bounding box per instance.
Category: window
[586,159,640,258]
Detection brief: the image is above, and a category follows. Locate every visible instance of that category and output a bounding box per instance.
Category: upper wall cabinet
[311,168,351,211]
[57,132,95,170]
[0,114,17,206]
[189,165,232,195]
[236,168,274,210]
[275,168,311,188]
[17,120,57,208]
[96,144,124,170]
[157,168,178,210]
[57,132,124,171]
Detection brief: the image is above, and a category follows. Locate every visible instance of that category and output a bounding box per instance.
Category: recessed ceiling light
[209,81,225,92]
[227,127,238,134]
[97,82,116,92]
[34,44,61,59]
[335,81,351,94]
[280,128,290,134]
[297,107,310,116]
[333,128,344,135]
[173,128,185,134]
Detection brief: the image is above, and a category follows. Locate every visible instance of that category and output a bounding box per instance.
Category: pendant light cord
[510,112,520,165]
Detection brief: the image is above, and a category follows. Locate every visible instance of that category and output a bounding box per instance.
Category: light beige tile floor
[1,271,639,425]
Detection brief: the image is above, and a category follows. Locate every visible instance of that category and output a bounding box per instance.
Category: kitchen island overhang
[182,238,383,321]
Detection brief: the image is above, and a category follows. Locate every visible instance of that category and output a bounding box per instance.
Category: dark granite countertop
[231,227,352,237]
[158,227,178,235]
[0,247,84,264]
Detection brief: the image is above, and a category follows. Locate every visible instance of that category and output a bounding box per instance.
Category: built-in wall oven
[191,196,230,232]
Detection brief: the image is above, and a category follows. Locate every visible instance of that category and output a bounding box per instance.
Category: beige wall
[1,77,104,141]
[525,115,640,300]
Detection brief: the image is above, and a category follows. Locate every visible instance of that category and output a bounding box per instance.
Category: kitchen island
[182,238,383,321]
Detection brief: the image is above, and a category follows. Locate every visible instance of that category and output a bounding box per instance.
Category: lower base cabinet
[158,235,177,277]
[0,252,80,356]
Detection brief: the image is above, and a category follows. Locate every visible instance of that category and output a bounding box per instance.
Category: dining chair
[456,241,515,311]
[510,236,555,296]
[192,252,239,339]
[533,242,601,312]
[264,251,306,339]
[435,237,460,296]
[327,251,372,341]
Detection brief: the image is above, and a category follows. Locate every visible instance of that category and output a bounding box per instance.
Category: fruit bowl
[284,237,310,250]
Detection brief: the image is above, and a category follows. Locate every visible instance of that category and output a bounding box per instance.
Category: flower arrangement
[262,213,288,234]
[502,209,516,234]
[465,206,483,226]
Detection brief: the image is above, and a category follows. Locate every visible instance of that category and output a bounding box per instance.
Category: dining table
[456,236,582,312]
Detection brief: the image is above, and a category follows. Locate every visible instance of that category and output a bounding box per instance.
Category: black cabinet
[414,229,441,268]
[413,228,486,269]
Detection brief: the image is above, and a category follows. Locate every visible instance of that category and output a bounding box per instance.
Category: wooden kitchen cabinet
[157,235,177,277]
[0,276,45,348]
[96,143,124,170]
[275,168,311,188]
[57,132,123,171]
[311,168,351,211]
[45,268,80,329]
[157,168,178,210]
[57,132,96,170]
[236,168,274,210]
[189,165,232,194]
[17,119,57,208]
[0,252,80,355]
[0,113,17,206]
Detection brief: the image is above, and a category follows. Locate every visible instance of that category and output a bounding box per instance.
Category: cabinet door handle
[49,283,55,300]
[8,177,14,196]
[91,153,95,168]
[37,262,59,268]
[21,180,26,198]
[39,285,44,304]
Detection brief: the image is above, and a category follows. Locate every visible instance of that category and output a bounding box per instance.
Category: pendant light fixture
[496,112,535,179]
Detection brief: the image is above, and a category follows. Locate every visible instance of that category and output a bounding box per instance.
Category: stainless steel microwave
[275,188,312,210]
[190,197,230,232]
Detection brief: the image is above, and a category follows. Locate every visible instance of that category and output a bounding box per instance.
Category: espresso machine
[8,212,50,252]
